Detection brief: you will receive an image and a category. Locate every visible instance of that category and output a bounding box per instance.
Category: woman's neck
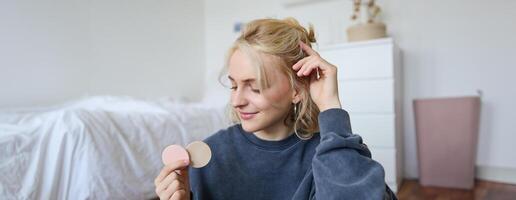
[253,123,294,141]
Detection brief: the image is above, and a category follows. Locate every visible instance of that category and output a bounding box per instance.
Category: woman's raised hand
[154,160,191,200]
[292,41,341,112]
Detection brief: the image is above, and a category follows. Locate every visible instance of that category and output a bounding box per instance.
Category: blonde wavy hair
[218,17,320,139]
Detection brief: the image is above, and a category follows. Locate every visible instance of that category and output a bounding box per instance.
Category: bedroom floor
[397,179,516,200]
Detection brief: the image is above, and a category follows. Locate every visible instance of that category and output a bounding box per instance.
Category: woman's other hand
[292,42,341,112]
[154,160,191,200]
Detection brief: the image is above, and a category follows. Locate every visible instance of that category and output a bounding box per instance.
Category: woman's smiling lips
[239,111,259,120]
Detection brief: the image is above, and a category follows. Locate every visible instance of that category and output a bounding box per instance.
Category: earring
[293,103,310,140]
[293,102,299,135]
[293,102,298,118]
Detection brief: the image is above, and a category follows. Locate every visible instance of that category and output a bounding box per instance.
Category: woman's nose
[231,89,248,108]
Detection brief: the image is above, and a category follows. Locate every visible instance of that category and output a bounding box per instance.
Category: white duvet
[0,96,230,200]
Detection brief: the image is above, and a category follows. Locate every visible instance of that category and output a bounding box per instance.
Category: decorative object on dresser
[347,0,387,42]
[318,38,403,192]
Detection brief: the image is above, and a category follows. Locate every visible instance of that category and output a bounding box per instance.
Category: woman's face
[228,49,295,133]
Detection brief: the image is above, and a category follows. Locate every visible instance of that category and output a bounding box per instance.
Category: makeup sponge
[161,145,189,165]
[186,141,212,168]
[161,141,212,168]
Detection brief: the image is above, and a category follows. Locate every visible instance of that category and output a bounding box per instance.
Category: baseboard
[476,165,516,185]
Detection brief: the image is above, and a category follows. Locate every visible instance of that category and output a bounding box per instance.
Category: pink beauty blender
[161,145,189,165]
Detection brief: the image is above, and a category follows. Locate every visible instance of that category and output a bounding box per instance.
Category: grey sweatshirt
[188,108,397,199]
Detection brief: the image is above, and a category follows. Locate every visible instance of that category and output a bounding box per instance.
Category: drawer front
[369,147,397,184]
[320,44,393,80]
[338,79,394,113]
[350,114,395,148]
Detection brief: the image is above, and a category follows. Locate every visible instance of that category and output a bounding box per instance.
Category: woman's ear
[291,87,302,104]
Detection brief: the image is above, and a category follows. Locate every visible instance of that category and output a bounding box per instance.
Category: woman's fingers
[157,175,186,200]
[170,189,187,200]
[176,167,189,183]
[155,160,189,186]
[293,41,318,72]
[298,57,337,77]
[292,56,310,70]
[299,41,319,56]
[295,57,314,76]
[297,58,319,77]
[302,60,320,76]
[159,180,184,200]
[154,160,190,200]
[168,179,185,193]
[156,172,180,194]
[158,183,175,200]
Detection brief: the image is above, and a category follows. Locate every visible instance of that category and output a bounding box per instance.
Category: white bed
[0,96,230,199]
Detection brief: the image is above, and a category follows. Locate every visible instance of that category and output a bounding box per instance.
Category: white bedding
[0,96,230,200]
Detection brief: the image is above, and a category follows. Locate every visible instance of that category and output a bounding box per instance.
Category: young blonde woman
[154,18,397,200]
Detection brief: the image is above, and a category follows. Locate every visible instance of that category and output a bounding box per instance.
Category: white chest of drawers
[318,38,403,192]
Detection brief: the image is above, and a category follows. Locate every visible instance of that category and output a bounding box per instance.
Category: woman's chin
[241,122,261,133]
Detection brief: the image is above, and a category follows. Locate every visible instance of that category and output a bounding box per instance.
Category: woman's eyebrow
[227,75,255,83]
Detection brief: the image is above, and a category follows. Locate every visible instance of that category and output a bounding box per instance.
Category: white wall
[384,0,516,180]
[202,0,516,181]
[0,0,205,108]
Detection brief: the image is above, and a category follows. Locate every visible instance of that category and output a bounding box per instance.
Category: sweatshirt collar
[237,124,301,151]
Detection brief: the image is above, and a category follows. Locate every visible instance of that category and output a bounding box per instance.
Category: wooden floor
[397,179,516,200]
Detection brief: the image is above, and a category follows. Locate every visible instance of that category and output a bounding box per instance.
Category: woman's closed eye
[250,88,260,93]
[229,85,260,94]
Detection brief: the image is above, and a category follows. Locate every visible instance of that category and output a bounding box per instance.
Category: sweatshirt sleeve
[311,108,387,200]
